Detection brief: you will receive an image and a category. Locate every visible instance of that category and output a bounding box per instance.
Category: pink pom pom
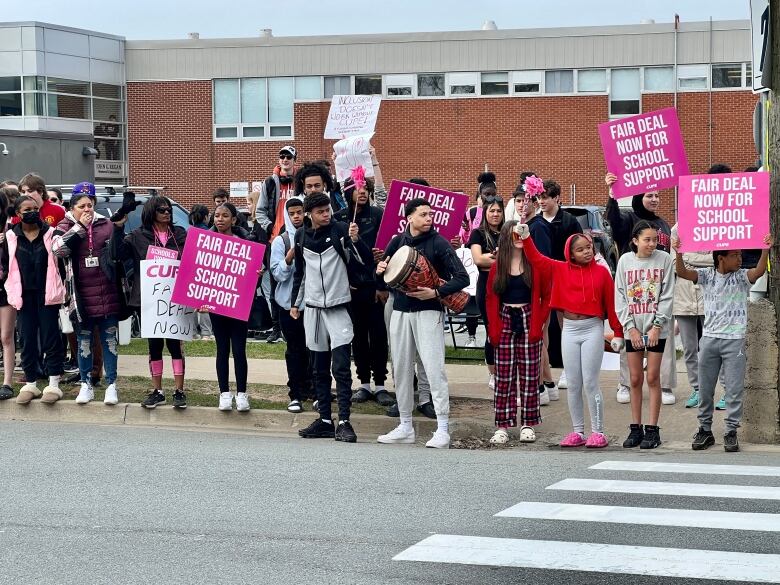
[523,175,545,197]
[345,165,366,192]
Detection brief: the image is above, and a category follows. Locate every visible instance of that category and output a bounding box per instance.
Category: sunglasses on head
[483,196,502,205]
[279,154,293,160]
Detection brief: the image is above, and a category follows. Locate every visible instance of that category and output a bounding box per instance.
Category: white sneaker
[489,428,509,444]
[377,425,416,444]
[519,426,536,443]
[235,392,250,411]
[662,388,676,405]
[218,392,233,411]
[539,388,550,406]
[425,430,451,449]
[103,383,118,405]
[488,374,496,391]
[546,384,560,401]
[616,385,631,404]
[75,383,94,404]
[557,372,568,389]
[287,399,303,413]
[464,336,477,348]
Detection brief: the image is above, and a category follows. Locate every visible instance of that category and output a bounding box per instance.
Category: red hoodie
[523,232,623,338]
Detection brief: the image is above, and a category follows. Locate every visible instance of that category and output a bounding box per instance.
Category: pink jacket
[4,228,66,310]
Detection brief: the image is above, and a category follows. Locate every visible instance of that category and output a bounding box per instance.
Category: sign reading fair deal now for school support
[374,180,469,250]
[171,228,265,321]
[599,107,689,198]
[677,172,770,252]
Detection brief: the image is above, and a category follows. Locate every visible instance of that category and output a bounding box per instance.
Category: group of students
[0,155,768,453]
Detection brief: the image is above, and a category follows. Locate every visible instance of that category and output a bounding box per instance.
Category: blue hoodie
[269,196,304,310]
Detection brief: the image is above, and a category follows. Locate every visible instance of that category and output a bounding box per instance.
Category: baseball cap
[279,145,297,159]
[72,181,96,196]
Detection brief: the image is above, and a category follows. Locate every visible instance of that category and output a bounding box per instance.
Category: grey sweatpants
[561,318,604,434]
[384,294,431,404]
[389,310,449,418]
[697,336,746,432]
[619,324,677,389]
[677,315,725,391]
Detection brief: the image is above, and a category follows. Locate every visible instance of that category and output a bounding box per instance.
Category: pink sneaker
[585,432,609,449]
[560,432,586,447]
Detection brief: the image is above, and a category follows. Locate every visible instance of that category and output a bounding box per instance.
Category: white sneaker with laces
[488,374,496,391]
[75,383,94,404]
[104,383,118,405]
[464,336,477,348]
[616,385,631,404]
[539,388,550,406]
[661,388,676,405]
[377,425,416,444]
[235,392,250,411]
[546,384,560,401]
[557,372,568,389]
[218,392,233,411]
[425,430,451,449]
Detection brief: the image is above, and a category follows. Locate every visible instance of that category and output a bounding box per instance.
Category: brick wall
[127,81,758,223]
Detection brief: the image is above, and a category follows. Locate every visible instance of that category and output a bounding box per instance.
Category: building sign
[95,160,126,179]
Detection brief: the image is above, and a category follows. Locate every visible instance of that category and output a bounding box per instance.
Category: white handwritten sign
[324,95,381,139]
[455,247,478,296]
[140,259,196,341]
[333,133,376,183]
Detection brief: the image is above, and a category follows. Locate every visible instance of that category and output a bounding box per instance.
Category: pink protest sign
[171,228,265,320]
[375,180,469,250]
[146,245,178,261]
[677,172,769,252]
[599,107,689,198]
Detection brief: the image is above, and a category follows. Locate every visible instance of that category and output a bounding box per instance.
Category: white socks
[49,376,60,389]
[436,415,449,433]
[360,382,371,392]
[375,385,386,393]
[400,415,413,433]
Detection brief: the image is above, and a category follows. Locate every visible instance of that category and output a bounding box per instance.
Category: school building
[0,19,758,218]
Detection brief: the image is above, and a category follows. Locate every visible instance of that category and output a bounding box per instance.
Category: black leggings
[148,337,184,361]
[210,313,249,393]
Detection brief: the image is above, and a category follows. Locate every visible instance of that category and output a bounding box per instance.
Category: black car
[562,205,618,272]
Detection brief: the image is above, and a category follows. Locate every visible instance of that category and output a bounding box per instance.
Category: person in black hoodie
[605,172,676,406]
[376,198,470,450]
[118,195,189,409]
[537,180,582,261]
[334,171,392,406]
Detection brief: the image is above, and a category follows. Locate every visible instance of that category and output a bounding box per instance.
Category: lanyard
[86,222,94,257]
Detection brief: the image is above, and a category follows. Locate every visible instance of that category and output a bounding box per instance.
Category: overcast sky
[2,0,751,40]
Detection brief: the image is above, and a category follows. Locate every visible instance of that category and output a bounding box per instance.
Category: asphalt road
[1,421,779,585]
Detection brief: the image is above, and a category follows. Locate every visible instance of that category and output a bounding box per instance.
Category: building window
[213,77,295,141]
[544,70,574,93]
[48,94,90,119]
[0,77,21,92]
[511,71,542,94]
[385,74,414,97]
[418,74,445,96]
[295,76,321,100]
[324,76,350,98]
[678,64,708,90]
[449,72,478,95]
[481,72,508,95]
[577,69,607,92]
[610,68,640,116]
[47,78,90,96]
[0,76,22,116]
[712,63,743,88]
[643,66,674,91]
[355,75,382,95]
[746,62,753,86]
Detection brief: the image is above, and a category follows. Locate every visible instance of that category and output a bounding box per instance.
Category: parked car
[561,205,618,272]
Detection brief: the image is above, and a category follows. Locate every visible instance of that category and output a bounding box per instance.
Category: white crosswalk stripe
[394,459,780,582]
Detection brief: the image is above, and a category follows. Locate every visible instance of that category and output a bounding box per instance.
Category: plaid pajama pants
[494,304,543,428]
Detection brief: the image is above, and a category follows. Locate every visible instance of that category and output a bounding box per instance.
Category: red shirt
[11,201,65,227]
[523,233,624,338]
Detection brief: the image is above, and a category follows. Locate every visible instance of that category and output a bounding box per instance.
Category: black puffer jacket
[606,195,671,255]
[119,225,187,307]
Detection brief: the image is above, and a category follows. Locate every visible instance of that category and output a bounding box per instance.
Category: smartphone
[642,335,649,346]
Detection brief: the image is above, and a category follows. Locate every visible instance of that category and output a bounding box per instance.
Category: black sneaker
[724,430,740,452]
[640,425,662,449]
[0,384,13,400]
[266,329,284,344]
[141,389,165,409]
[298,418,335,438]
[172,390,187,409]
[622,424,644,448]
[417,402,437,419]
[692,427,715,450]
[386,402,399,417]
[351,388,372,403]
[335,420,357,443]
[63,360,79,374]
[375,389,395,407]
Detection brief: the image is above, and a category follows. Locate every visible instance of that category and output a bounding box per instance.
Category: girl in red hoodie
[519,224,624,448]
[485,221,552,444]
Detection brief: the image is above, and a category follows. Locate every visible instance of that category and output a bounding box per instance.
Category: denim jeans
[77,316,119,385]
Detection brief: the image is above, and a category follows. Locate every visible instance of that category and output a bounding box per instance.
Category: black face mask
[21,211,40,225]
